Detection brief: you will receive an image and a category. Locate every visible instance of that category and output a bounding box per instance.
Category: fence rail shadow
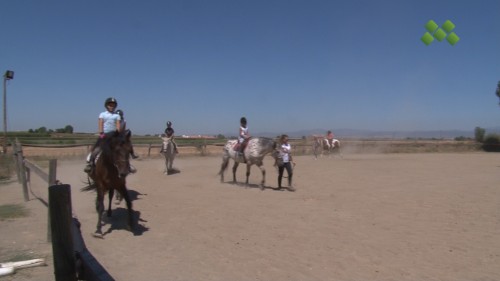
[12,139,114,281]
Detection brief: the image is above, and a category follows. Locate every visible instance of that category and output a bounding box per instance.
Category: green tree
[36,127,47,134]
[482,134,500,152]
[474,127,485,143]
[64,125,74,133]
[496,81,500,99]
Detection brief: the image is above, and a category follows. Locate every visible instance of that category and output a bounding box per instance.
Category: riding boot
[84,163,92,173]
[84,153,94,173]
[239,148,246,163]
[84,146,101,173]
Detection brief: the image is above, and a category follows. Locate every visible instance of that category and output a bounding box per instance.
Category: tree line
[28,125,74,134]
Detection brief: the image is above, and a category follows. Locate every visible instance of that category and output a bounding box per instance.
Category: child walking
[277,134,295,191]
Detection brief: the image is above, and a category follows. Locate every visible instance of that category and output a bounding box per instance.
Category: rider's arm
[116,119,121,132]
[98,118,104,134]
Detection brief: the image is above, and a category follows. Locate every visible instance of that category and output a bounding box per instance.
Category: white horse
[160,136,177,174]
[218,137,277,189]
[312,137,341,159]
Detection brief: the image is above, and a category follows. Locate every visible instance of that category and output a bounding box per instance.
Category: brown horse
[82,130,135,238]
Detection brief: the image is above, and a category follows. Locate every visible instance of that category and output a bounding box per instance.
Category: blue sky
[1,0,499,136]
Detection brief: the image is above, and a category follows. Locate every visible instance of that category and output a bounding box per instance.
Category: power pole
[3,70,14,154]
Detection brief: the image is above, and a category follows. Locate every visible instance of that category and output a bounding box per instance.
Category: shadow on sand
[221,181,295,192]
[101,188,149,237]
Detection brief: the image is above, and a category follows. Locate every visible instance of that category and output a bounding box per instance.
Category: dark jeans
[278,162,293,188]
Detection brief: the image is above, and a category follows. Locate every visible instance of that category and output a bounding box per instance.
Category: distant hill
[252,128,476,139]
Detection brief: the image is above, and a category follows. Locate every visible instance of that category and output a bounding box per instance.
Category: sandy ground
[1,152,500,281]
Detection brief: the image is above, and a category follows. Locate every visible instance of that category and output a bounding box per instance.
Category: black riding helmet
[166,121,172,127]
[240,117,247,125]
[104,97,118,108]
[116,109,124,118]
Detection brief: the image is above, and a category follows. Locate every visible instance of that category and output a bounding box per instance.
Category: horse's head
[106,130,133,178]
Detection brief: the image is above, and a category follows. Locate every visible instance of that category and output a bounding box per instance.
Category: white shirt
[99,111,121,133]
[239,126,249,143]
[280,143,291,163]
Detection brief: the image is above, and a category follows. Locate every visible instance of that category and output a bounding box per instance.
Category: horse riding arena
[1,149,500,280]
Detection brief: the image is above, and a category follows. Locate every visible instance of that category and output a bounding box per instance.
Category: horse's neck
[162,137,173,151]
[246,139,274,156]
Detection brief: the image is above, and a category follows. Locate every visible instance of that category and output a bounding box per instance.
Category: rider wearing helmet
[236,117,250,162]
[238,117,250,150]
[115,109,139,159]
[326,130,334,148]
[84,97,123,173]
[164,121,179,154]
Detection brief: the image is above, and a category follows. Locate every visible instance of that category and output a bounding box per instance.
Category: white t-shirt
[239,126,249,143]
[99,111,121,133]
[280,143,291,163]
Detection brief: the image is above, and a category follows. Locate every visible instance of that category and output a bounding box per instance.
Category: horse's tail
[218,146,230,176]
[81,176,97,192]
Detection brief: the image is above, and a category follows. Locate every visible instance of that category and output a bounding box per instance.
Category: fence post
[12,141,21,183]
[48,159,57,185]
[148,143,152,157]
[47,159,57,242]
[49,184,77,281]
[14,139,29,201]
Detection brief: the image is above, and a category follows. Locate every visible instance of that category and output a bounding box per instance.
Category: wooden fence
[12,139,114,281]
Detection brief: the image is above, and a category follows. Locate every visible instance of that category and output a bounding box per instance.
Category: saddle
[232,140,248,163]
[233,143,240,151]
[233,139,249,152]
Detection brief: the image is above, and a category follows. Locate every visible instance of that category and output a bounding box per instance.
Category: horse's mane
[256,137,277,150]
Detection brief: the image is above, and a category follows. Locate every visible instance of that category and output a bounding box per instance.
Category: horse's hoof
[92,232,104,239]
[287,186,296,192]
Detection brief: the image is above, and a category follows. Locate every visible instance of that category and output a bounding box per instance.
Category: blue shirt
[99,111,121,133]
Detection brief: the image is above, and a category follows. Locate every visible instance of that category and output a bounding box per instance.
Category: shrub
[0,154,15,181]
[482,134,500,152]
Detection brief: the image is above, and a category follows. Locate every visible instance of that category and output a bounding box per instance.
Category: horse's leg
[94,191,105,237]
[120,186,134,232]
[245,163,251,187]
[219,155,229,182]
[168,145,174,171]
[256,162,266,190]
[232,162,239,183]
[107,189,114,217]
[163,151,168,173]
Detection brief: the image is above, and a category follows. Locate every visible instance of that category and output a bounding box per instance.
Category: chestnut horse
[82,130,135,238]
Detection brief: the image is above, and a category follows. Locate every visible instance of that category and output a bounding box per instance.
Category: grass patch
[0,154,15,181]
[0,204,29,220]
[5,250,40,262]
